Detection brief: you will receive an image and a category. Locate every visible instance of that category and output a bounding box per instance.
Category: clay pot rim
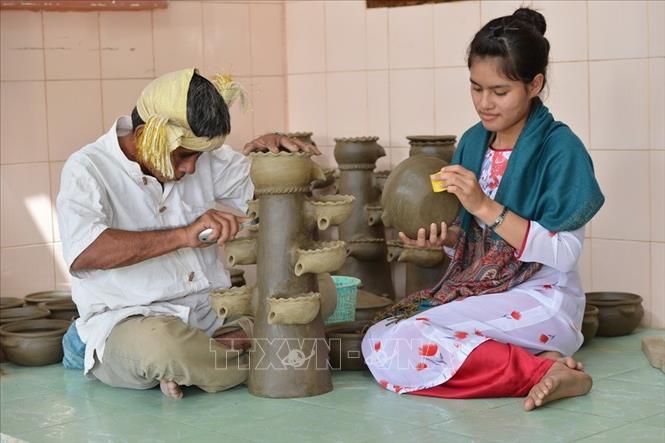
[0,297,24,310]
[1,306,50,319]
[406,135,457,143]
[334,136,379,143]
[270,292,320,303]
[306,195,355,206]
[0,318,71,337]
[37,299,76,310]
[24,290,71,304]
[346,238,385,244]
[586,292,643,306]
[297,241,346,255]
[249,151,312,159]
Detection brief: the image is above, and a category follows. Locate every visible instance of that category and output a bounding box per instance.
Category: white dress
[361,147,586,394]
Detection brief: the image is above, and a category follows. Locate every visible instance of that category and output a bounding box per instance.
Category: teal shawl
[452,99,604,235]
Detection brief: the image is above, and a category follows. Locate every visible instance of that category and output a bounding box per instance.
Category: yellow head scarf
[135,68,247,180]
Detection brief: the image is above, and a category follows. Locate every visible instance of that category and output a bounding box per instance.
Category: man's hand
[398,222,459,249]
[242,133,321,155]
[182,209,247,248]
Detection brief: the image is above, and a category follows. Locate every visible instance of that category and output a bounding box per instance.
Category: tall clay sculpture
[334,137,394,299]
[227,150,354,398]
[383,135,460,295]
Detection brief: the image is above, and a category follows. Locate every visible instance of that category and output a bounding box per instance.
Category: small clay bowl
[355,290,392,322]
[24,290,72,305]
[0,319,71,366]
[0,297,24,310]
[326,320,370,371]
[38,299,79,321]
[586,292,644,337]
[0,306,51,325]
[581,304,599,346]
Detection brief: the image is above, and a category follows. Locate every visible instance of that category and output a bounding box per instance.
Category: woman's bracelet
[488,205,509,230]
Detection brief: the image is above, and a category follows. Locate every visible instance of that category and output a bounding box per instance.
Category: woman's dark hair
[131,72,231,137]
[467,7,549,92]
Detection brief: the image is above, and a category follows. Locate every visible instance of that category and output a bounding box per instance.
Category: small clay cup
[586,292,644,337]
[0,297,24,310]
[24,290,71,305]
[0,306,51,325]
[581,304,599,346]
[326,320,370,371]
[0,319,71,366]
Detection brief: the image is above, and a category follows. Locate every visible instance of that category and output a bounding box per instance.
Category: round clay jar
[355,290,392,322]
[0,319,71,366]
[407,135,457,162]
[585,292,644,337]
[581,304,599,346]
[333,137,386,166]
[381,155,460,238]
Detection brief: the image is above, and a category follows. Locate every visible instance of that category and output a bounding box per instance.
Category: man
[57,68,318,399]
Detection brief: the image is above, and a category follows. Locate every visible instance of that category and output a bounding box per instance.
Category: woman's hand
[398,222,457,249]
[437,165,490,216]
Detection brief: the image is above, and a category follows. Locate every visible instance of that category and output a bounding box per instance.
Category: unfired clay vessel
[0,306,50,325]
[38,299,78,321]
[581,304,599,346]
[294,241,347,277]
[407,135,457,162]
[210,286,253,319]
[0,319,71,366]
[0,297,24,310]
[586,292,644,337]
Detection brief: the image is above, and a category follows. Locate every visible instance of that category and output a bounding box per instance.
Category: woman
[361,8,604,411]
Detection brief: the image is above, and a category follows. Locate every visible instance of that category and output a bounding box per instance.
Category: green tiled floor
[1,329,664,443]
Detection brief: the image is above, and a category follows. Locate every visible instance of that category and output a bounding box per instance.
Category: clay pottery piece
[326,320,370,371]
[294,241,347,277]
[334,137,386,166]
[586,292,644,337]
[0,306,51,325]
[0,297,24,310]
[250,151,325,193]
[317,273,339,321]
[224,237,257,267]
[0,319,70,366]
[581,304,599,346]
[381,155,460,239]
[38,299,78,321]
[229,268,247,288]
[24,290,71,305]
[355,290,392,322]
[365,205,383,227]
[246,199,259,220]
[345,238,386,261]
[386,240,446,268]
[373,170,390,193]
[304,195,356,230]
[267,293,321,325]
[211,286,253,319]
[407,135,457,162]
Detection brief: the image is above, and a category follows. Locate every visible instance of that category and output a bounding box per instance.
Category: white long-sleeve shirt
[56,116,254,374]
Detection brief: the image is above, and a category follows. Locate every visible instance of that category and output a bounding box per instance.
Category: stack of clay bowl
[581,304,600,346]
[25,290,78,321]
[585,292,644,337]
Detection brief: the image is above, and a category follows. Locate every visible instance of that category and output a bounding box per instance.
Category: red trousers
[410,340,555,399]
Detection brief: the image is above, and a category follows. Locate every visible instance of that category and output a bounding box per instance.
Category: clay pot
[334,137,386,166]
[211,286,253,319]
[294,241,347,277]
[224,237,257,267]
[345,238,386,261]
[24,290,71,305]
[355,290,392,322]
[586,292,644,337]
[304,195,356,231]
[381,155,460,239]
[407,135,457,162]
[250,151,325,193]
[0,306,51,325]
[37,299,78,321]
[280,131,315,145]
[373,170,390,193]
[365,205,383,227]
[267,293,321,325]
[386,240,445,268]
[0,297,24,310]
[0,319,71,366]
[326,320,370,371]
[581,304,599,346]
[246,199,259,220]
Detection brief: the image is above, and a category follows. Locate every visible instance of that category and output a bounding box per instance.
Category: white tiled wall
[1,0,663,328]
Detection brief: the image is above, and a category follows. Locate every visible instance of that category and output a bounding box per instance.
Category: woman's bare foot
[524,361,592,411]
[539,351,584,371]
[160,380,183,399]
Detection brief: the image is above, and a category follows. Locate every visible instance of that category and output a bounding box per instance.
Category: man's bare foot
[539,351,584,371]
[524,361,592,411]
[160,380,183,399]
[215,329,250,351]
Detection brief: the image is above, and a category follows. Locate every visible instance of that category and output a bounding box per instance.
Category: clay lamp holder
[23,290,71,305]
[0,306,51,325]
[224,237,257,267]
[0,297,24,310]
[585,292,644,337]
[210,286,254,320]
[345,238,388,261]
[294,241,347,277]
[303,195,355,231]
[267,293,321,325]
[581,304,600,346]
[365,205,384,227]
[37,299,79,321]
[0,319,71,366]
[385,240,446,268]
